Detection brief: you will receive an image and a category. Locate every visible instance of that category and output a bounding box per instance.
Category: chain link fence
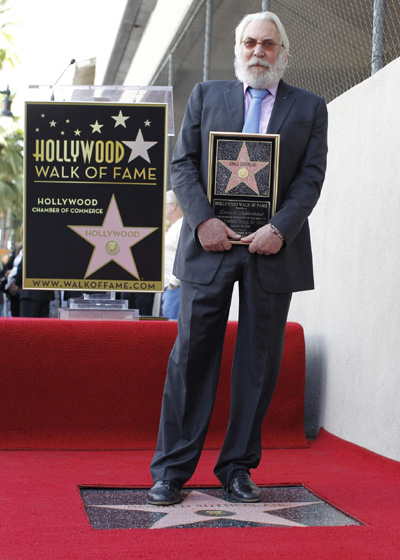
[280,0,400,102]
[153,0,400,136]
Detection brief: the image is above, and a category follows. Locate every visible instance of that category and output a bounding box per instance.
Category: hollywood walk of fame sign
[207,132,280,242]
[23,101,167,292]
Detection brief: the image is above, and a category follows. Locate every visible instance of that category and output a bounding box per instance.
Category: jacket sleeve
[170,83,215,236]
[269,96,328,245]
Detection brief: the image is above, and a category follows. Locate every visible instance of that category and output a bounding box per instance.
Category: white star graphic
[112,110,130,128]
[49,120,56,127]
[89,490,321,529]
[68,195,157,279]
[90,120,103,134]
[144,119,151,127]
[74,129,81,136]
[122,129,157,163]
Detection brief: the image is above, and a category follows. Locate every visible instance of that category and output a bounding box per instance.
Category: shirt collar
[243,81,280,98]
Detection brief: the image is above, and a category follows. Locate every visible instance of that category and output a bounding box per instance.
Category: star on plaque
[112,110,130,128]
[123,129,157,163]
[220,142,269,195]
[88,490,321,529]
[68,196,158,279]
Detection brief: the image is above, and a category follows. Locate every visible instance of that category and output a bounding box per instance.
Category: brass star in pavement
[220,142,269,195]
[89,490,321,529]
[68,195,158,279]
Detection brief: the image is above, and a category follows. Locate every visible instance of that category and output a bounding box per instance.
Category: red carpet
[1,430,399,559]
[1,319,399,558]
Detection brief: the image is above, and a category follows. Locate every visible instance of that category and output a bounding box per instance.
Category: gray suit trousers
[150,245,292,487]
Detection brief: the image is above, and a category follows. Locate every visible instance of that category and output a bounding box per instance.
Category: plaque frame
[207,131,280,243]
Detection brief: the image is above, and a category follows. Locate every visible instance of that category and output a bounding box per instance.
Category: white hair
[234,11,290,58]
[166,190,179,205]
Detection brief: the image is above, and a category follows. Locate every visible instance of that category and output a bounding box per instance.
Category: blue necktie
[242,88,269,133]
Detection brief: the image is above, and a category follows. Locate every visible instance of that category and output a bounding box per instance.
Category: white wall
[288,57,400,461]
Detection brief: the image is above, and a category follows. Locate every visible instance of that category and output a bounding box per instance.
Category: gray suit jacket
[171,79,328,293]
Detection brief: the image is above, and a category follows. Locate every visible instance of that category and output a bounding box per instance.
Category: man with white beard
[147,11,328,506]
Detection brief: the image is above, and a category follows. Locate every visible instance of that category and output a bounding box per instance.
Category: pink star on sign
[69,196,158,279]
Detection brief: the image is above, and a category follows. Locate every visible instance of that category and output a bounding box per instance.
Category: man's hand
[197,218,241,251]
[241,224,284,255]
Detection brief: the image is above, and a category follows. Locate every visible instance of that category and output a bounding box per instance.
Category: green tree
[0,0,22,250]
[0,127,23,249]
[0,0,19,70]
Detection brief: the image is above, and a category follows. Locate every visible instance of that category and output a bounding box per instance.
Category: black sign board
[24,102,167,292]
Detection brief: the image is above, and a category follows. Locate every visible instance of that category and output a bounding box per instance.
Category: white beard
[234,51,287,89]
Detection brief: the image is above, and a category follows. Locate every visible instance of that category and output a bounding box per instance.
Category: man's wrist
[269,223,285,242]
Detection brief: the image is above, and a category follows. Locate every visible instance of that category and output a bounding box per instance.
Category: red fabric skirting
[0,318,307,450]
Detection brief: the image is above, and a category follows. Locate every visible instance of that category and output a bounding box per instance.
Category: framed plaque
[207,132,280,242]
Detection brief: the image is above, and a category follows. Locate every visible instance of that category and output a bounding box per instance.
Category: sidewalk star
[89,489,321,529]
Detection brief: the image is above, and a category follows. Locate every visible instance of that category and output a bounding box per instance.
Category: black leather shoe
[146,480,181,505]
[223,470,261,502]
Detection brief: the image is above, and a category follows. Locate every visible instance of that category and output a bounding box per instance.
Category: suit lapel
[224,81,244,131]
[220,80,296,133]
[267,80,296,133]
